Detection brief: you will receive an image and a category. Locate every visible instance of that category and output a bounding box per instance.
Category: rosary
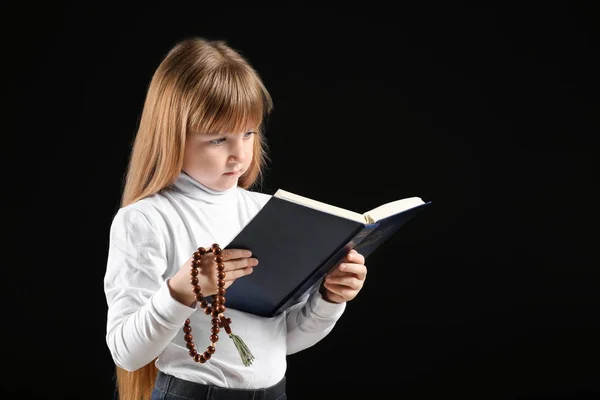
[182,243,254,366]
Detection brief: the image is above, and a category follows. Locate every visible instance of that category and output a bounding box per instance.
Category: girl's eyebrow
[213,129,256,136]
[195,130,254,140]
[192,126,256,137]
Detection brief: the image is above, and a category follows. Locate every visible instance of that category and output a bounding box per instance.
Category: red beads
[214,295,225,304]
[183,243,231,365]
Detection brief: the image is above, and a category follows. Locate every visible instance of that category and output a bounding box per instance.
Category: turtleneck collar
[170,171,239,204]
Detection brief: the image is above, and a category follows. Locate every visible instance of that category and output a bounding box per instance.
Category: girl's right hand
[168,248,258,307]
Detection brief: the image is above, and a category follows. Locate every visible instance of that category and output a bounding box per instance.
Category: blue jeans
[151,371,287,400]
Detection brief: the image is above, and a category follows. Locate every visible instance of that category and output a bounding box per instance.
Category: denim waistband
[154,371,286,400]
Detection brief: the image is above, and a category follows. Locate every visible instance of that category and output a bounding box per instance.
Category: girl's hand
[168,248,258,307]
[320,249,367,303]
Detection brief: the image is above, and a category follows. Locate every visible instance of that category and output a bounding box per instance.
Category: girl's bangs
[188,67,266,135]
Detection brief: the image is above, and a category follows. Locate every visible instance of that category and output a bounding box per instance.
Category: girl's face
[182,128,256,191]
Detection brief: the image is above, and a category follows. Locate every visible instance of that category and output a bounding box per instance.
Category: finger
[346,250,365,265]
[224,257,258,272]
[223,279,235,289]
[325,275,363,290]
[223,266,254,281]
[327,262,355,278]
[338,263,367,280]
[322,289,344,304]
[323,281,354,299]
[219,248,253,261]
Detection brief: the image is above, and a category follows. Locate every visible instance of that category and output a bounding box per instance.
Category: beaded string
[182,243,254,366]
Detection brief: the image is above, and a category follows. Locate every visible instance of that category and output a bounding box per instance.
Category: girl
[104,37,368,400]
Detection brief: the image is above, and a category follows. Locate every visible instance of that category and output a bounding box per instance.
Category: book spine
[320,223,380,274]
[273,224,380,314]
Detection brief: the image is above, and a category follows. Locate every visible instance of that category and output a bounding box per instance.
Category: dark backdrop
[2,3,598,399]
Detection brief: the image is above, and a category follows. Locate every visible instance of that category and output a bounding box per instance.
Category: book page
[274,189,367,223]
[365,197,425,223]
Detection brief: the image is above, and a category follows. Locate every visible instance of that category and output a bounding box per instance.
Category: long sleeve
[284,278,346,355]
[104,207,196,371]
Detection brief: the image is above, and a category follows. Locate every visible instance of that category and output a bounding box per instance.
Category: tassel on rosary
[229,333,255,366]
[220,316,255,366]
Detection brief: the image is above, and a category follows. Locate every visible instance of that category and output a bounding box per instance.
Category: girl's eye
[209,131,254,145]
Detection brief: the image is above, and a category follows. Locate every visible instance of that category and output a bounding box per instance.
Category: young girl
[104,37,368,400]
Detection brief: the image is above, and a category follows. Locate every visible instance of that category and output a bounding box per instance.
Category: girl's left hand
[320,249,367,303]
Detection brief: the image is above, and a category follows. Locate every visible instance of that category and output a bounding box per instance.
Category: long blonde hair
[115,37,273,400]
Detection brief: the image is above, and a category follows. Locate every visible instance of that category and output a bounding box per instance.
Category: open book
[223,189,432,317]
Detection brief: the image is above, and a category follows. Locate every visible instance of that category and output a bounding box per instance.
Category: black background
[2,3,598,399]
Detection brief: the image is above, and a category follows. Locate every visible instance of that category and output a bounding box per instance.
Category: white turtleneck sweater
[104,172,346,389]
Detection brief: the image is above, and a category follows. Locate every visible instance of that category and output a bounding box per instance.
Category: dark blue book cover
[223,193,431,317]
